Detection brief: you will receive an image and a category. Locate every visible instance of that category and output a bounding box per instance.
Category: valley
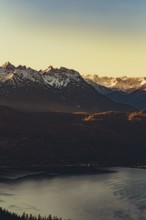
[0,106,146,167]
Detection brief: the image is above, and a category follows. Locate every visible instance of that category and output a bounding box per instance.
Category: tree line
[0,207,71,220]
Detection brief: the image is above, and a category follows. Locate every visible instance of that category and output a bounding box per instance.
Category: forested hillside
[0,106,146,167]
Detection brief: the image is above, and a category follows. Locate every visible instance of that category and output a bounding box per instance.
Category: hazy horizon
[0,0,146,77]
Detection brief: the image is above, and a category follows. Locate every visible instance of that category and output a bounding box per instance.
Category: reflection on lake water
[0,168,146,220]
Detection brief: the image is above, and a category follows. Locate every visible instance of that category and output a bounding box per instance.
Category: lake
[0,167,146,220]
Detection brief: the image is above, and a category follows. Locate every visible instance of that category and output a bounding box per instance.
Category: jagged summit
[41,66,83,89]
[1,62,15,70]
[42,65,81,75]
[0,62,85,90]
[17,65,27,70]
[2,61,13,67]
[1,62,37,72]
[44,65,54,72]
[85,74,146,93]
[85,74,146,109]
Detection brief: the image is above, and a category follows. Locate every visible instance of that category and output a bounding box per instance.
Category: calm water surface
[0,167,146,220]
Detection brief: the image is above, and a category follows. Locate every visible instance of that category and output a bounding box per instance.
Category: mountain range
[84,74,146,109]
[0,62,133,113]
[0,62,146,167]
[0,62,146,112]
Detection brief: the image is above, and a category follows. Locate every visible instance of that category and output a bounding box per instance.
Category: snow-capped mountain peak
[41,66,83,89]
[0,63,45,86]
[84,74,146,93]
[0,63,84,89]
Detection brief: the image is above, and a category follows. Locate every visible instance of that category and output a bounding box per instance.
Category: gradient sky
[0,0,146,76]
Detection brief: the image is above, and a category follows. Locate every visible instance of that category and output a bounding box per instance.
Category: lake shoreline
[1,167,146,219]
[0,165,116,181]
[0,164,145,182]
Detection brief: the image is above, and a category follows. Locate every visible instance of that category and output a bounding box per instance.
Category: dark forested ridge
[0,106,146,167]
[0,207,67,220]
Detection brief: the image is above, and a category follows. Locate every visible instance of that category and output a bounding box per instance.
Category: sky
[0,0,146,76]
